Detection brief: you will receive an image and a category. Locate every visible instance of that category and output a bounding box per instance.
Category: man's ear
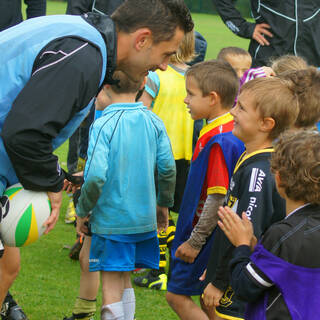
[134,28,152,51]
[260,117,275,133]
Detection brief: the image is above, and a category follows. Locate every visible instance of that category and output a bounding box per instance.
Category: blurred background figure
[0,0,46,31]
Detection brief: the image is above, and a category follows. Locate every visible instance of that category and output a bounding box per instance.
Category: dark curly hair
[271,130,320,204]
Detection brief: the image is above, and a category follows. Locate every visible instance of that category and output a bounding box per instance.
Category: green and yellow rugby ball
[0,183,51,247]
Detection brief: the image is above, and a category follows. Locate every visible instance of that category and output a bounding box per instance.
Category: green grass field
[13,2,250,319]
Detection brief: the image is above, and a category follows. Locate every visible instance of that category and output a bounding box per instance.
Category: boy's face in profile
[184,75,211,120]
[230,89,261,143]
[225,54,252,79]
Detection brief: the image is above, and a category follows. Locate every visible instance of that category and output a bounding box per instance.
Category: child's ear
[208,91,220,107]
[260,117,275,133]
[274,171,285,198]
[275,171,281,188]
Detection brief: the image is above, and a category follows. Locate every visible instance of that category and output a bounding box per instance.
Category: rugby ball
[0,183,51,247]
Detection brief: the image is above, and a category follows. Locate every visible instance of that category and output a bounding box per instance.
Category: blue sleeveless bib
[0,15,107,192]
[167,132,244,295]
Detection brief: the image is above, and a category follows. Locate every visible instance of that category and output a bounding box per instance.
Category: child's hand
[202,283,223,308]
[63,171,84,193]
[175,241,200,263]
[217,206,253,247]
[156,205,169,233]
[76,216,89,237]
[199,269,206,281]
[261,66,276,77]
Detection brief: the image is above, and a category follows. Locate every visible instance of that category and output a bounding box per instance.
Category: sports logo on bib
[219,286,235,308]
[249,168,266,192]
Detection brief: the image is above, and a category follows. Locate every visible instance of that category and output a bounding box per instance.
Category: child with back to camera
[73,70,176,320]
[64,80,148,320]
[134,31,196,291]
[218,129,320,320]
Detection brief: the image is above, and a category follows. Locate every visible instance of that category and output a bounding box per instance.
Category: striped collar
[199,112,233,138]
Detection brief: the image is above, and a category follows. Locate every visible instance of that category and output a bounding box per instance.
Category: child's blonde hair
[185,59,239,108]
[169,30,196,64]
[271,130,320,204]
[241,77,299,140]
[279,67,320,128]
[217,46,251,62]
[270,55,308,75]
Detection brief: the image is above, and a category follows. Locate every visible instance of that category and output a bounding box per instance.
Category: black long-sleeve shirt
[66,0,124,15]
[0,0,46,31]
[2,37,102,192]
[205,151,285,291]
[230,204,320,319]
[213,0,320,67]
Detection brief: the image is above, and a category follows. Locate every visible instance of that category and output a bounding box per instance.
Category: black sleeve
[2,37,102,192]
[212,0,256,39]
[24,0,46,18]
[66,0,93,15]
[229,245,273,303]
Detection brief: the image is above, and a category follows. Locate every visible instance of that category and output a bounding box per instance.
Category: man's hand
[44,191,62,234]
[252,23,273,46]
[175,241,200,263]
[156,205,169,233]
[76,215,89,237]
[202,283,223,308]
[217,206,253,247]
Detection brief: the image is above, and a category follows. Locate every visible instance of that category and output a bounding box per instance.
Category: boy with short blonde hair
[217,47,252,79]
[203,77,300,320]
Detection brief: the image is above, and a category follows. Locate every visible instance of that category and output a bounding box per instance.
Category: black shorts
[215,286,246,320]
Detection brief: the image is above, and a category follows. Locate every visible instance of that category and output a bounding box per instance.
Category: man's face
[121,27,185,82]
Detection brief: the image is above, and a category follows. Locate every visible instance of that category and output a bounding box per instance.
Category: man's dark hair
[112,0,194,43]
